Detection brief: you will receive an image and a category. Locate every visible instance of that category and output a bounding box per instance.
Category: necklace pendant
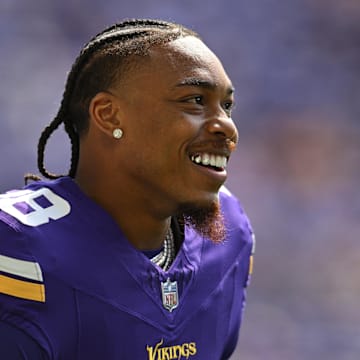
[161,278,179,312]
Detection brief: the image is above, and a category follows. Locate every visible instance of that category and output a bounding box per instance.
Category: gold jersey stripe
[249,255,254,276]
[0,274,45,302]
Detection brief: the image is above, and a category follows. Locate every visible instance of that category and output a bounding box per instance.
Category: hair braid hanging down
[26,19,198,183]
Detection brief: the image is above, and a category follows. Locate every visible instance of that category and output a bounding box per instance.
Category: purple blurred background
[1,1,359,359]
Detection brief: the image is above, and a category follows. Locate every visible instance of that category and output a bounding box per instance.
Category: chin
[176,189,219,214]
[187,189,220,208]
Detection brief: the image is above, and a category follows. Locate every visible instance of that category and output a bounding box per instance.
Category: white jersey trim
[0,254,43,282]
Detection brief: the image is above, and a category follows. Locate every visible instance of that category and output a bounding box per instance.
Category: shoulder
[0,187,51,356]
[0,186,50,304]
[0,178,74,303]
[0,178,81,358]
[219,185,254,241]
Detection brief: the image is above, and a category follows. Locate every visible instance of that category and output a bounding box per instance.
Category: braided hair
[30,19,199,181]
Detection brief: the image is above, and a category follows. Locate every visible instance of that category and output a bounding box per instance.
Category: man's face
[111,36,238,217]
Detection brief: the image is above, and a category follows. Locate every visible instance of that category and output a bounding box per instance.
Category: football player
[0,19,254,359]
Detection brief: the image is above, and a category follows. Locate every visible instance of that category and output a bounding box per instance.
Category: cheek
[125,106,201,158]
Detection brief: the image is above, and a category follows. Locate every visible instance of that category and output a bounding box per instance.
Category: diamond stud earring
[113,128,123,139]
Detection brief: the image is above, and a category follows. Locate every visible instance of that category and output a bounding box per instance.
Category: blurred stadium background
[1,1,359,359]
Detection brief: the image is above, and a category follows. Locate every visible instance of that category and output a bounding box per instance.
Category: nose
[206,115,239,144]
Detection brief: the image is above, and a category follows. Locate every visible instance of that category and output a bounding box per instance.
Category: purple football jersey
[0,177,254,360]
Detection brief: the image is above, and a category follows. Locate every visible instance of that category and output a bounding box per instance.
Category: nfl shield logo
[161,278,179,312]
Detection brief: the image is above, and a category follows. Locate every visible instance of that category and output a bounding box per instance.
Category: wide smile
[189,152,228,183]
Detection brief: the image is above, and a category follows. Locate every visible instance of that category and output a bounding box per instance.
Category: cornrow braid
[33,18,199,181]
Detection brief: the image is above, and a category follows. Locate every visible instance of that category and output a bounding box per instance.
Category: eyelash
[185,96,234,116]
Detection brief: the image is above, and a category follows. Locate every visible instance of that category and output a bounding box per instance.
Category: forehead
[122,36,233,91]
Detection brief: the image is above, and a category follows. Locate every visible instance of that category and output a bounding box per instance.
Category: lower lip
[190,160,227,183]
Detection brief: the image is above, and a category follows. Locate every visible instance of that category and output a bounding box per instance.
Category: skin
[75,36,238,251]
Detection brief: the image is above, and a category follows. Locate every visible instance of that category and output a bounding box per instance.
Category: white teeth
[215,155,223,168]
[210,154,216,167]
[202,153,210,165]
[190,153,227,169]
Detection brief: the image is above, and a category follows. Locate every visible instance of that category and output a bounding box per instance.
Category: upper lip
[189,149,230,159]
[188,139,235,160]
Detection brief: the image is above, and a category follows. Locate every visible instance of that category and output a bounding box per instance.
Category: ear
[88,92,121,136]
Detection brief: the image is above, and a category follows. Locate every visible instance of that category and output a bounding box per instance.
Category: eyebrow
[174,77,235,95]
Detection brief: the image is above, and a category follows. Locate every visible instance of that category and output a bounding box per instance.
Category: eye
[186,96,203,105]
[223,101,235,115]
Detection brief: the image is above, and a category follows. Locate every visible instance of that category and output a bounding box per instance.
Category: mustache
[192,138,237,153]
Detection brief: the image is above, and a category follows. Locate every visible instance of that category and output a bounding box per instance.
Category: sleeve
[0,215,51,358]
[0,321,49,360]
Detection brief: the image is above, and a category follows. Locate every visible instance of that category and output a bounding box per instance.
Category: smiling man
[0,19,255,359]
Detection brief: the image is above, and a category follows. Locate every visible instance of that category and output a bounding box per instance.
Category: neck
[75,137,178,250]
[75,173,172,251]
